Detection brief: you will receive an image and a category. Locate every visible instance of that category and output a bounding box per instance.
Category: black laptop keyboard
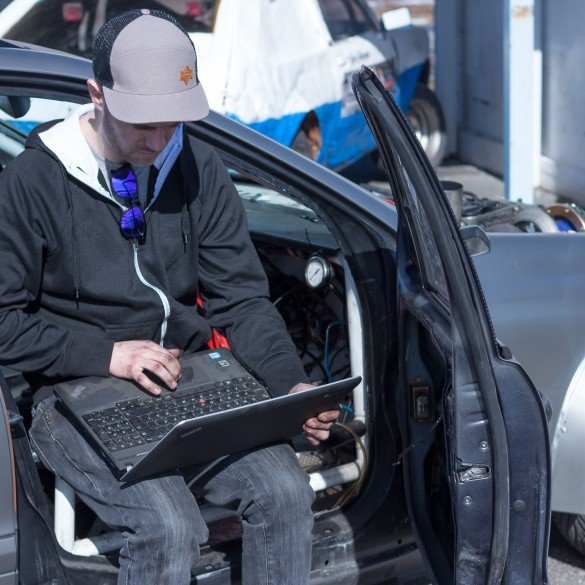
[81,376,270,453]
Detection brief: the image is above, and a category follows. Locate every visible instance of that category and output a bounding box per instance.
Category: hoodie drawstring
[180,148,195,253]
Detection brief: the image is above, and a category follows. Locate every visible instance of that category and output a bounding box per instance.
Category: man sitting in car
[0,9,338,585]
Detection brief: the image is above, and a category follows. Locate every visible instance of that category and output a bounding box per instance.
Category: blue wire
[323,320,347,382]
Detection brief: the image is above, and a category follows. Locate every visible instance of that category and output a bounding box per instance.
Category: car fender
[550,355,585,514]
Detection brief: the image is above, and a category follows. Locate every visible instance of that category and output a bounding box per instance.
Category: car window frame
[318,0,379,41]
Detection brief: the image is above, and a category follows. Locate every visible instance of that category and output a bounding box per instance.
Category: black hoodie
[0,105,308,403]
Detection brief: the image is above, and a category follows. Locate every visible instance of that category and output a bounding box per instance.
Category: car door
[0,377,17,584]
[352,67,551,584]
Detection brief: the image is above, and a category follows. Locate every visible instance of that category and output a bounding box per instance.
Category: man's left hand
[289,382,339,446]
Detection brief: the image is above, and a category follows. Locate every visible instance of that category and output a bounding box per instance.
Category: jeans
[29,395,315,585]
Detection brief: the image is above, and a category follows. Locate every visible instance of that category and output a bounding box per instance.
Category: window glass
[318,0,377,40]
[393,149,450,307]
[3,0,217,57]
[228,170,338,253]
[0,96,79,167]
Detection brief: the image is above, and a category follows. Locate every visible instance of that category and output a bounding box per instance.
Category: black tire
[406,84,447,167]
[554,512,585,556]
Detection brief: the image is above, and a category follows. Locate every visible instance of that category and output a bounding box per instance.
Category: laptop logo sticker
[209,352,221,359]
[218,360,230,367]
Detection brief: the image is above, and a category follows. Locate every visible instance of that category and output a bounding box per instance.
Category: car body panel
[170,0,428,169]
[474,232,585,515]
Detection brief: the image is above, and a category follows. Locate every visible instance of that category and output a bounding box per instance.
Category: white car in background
[0,0,446,168]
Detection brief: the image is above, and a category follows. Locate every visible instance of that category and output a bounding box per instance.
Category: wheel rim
[407,96,442,162]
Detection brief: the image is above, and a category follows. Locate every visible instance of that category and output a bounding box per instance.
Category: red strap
[197,293,230,349]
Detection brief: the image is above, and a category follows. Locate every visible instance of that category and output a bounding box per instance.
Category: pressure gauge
[304,254,332,290]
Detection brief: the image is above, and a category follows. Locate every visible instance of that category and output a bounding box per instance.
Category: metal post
[504,0,536,202]
[435,0,461,158]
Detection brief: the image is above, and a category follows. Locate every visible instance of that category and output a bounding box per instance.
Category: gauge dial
[304,254,332,290]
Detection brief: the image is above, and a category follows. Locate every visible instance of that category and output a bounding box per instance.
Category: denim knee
[247,464,315,528]
[131,498,207,570]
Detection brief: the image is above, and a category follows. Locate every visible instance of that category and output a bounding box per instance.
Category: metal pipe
[309,462,361,492]
[54,478,75,553]
[343,256,366,427]
[504,0,536,202]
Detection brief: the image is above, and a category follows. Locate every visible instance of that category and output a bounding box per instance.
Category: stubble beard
[101,108,153,167]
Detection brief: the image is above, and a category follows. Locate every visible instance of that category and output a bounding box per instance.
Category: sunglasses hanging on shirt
[110,164,146,239]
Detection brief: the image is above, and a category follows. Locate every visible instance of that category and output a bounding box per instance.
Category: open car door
[352,67,550,584]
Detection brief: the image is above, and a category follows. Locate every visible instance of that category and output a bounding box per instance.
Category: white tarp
[194,0,353,122]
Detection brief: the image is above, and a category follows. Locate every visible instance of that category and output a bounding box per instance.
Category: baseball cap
[92,9,209,124]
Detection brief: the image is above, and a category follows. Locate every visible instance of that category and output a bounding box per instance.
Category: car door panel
[353,66,550,583]
[0,386,16,584]
[474,232,585,515]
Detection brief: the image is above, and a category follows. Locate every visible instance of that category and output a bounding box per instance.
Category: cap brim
[102,82,209,124]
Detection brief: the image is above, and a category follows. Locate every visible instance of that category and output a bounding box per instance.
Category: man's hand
[289,382,339,446]
[109,340,181,395]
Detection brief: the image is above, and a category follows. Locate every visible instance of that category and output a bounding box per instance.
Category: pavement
[346,153,559,206]
[549,524,585,584]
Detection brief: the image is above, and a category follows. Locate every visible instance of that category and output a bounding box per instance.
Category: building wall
[436,0,505,177]
[540,0,585,202]
[437,0,585,204]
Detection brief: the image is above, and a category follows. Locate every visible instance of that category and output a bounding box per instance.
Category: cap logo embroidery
[179,65,194,86]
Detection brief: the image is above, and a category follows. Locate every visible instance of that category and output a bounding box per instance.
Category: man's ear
[87,80,105,112]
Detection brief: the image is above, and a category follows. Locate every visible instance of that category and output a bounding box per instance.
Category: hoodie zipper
[37,109,183,347]
[132,240,171,346]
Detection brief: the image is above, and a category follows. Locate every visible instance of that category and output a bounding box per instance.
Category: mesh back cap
[93,9,209,124]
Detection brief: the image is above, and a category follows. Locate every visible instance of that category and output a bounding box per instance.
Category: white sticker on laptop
[218,360,230,367]
[208,352,222,359]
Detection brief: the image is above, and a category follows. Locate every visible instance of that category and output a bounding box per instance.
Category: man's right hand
[109,340,181,395]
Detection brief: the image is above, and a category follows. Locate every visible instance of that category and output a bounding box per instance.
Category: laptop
[54,348,360,482]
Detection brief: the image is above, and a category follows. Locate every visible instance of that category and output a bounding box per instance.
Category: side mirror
[0,96,31,119]
[460,225,491,256]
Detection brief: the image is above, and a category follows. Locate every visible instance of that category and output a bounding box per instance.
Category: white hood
[38,103,184,209]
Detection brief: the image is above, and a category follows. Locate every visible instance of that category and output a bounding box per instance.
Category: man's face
[101,105,179,167]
